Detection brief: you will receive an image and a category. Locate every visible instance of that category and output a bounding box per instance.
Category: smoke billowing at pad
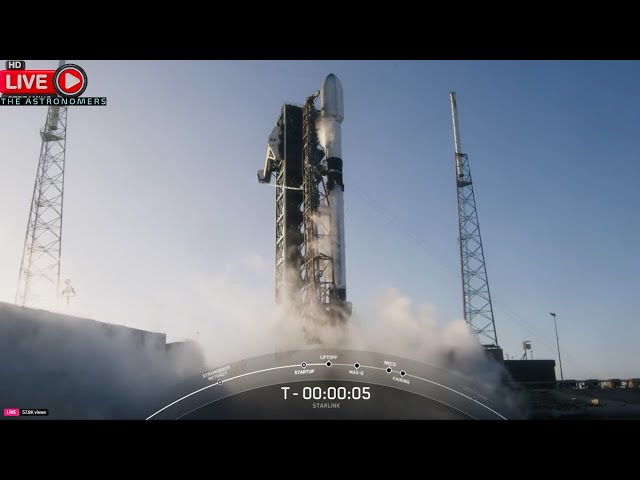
[265,272,528,418]
[0,258,526,419]
[153,260,528,419]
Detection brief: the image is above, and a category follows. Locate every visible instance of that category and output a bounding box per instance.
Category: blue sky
[0,60,638,379]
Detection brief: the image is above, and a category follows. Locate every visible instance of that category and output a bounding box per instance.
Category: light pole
[551,312,564,387]
[61,279,76,312]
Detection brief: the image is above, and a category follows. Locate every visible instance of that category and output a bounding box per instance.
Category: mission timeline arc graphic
[147,349,521,420]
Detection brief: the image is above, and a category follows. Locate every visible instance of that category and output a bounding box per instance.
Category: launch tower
[15,60,69,308]
[258,74,351,340]
[449,92,499,348]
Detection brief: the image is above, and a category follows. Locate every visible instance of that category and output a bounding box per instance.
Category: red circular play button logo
[53,64,88,98]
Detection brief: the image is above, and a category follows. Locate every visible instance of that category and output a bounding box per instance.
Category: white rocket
[318,74,347,302]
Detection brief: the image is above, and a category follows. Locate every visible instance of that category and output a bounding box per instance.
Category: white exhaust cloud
[0,253,527,418]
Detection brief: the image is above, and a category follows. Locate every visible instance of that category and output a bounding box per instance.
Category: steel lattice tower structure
[259,104,305,306]
[259,96,339,310]
[449,92,499,347]
[15,60,69,308]
[301,93,336,310]
[259,86,351,343]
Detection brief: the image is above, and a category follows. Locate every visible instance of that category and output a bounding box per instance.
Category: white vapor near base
[0,253,526,418]
[161,256,527,416]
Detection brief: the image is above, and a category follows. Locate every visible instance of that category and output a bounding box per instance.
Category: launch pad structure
[258,75,351,341]
[256,78,501,353]
[256,77,501,351]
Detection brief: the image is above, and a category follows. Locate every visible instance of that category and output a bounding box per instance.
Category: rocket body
[319,74,346,302]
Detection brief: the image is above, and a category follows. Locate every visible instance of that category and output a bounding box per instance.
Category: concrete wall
[0,302,204,419]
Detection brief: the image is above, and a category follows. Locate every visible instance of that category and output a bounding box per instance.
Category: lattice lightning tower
[450,92,499,347]
[15,60,69,308]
